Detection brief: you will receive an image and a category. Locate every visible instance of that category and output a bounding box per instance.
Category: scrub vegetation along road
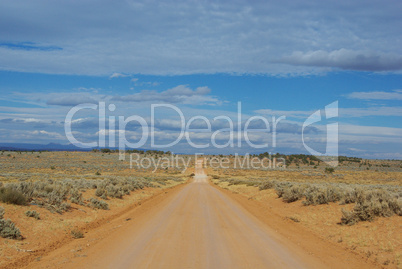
[26,160,376,269]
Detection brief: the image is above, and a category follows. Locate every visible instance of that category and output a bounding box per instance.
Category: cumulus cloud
[280,49,402,71]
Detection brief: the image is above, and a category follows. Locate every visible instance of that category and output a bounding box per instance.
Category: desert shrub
[89,198,109,210]
[106,185,124,199]
[303,185,342,205]
[0,206,4,219]
[0,219,22,239]
[0,187,27,205]
[341,208,358,225]
[59,202,71,212]
[282,185,305,203]
[70,190,84,205]
[71,229,84,239]
[339,188,359,204]
[95,187,106,198]
[0,176,159,214]
[274,182,293,198]
[25,210,40,220]
[258,181,275,191]
[325,167,335,174]
[341,189,402,225]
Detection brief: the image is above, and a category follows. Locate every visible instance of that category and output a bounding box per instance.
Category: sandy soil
[21,160,378,269]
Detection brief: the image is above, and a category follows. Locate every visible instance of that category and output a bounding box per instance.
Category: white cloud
[280,49,402,71]
[109,73,130,79]
[255,106,402,118]
[0,0,401,75]
[30,130,64,139]
[112,85,221,105]
[340,124,402,137]
[347,90,402,100]
[47,94,98,106]
[255,109,312,118]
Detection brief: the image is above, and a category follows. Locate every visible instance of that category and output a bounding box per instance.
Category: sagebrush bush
[0,187,27,205]
[70,190,84,205]
[274,182,293,198]
[0,219,22,239]
[340,208,357,225]
[303,185,342,206]
[0,176,163,214]
[339,188,358,204]
[282,185,305,203]
[258,181,275,191]
[341,189,402,225]
[89,198,109,210]
[25,210,40,220]
[0,206,4,219]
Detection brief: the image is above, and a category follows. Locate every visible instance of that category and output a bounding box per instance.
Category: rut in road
[55,160,325,269]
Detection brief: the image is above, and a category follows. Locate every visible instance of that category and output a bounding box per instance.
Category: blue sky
[0,0,401,159]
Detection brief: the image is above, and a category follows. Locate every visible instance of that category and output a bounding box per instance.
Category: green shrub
[25,210,40,220]
[0,187,27,205]
[325,167,335,174]
[0,219,22,239]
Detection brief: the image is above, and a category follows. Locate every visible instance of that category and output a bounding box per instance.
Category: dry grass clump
[0,206,22,240]
[225,178,264,187]
[258,181,276,191]
[25,210,40,220]
[0,186,27,205]
[71,228,84,239]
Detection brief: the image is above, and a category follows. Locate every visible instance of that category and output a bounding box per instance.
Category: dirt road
[28,160,372,269]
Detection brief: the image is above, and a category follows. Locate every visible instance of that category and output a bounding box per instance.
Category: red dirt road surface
[27,160,375,269]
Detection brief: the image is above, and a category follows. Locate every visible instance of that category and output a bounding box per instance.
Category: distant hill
[0,143,92,151]
[0,143,154,153]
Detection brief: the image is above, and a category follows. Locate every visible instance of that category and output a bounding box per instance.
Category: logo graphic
[302,101,338,166]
